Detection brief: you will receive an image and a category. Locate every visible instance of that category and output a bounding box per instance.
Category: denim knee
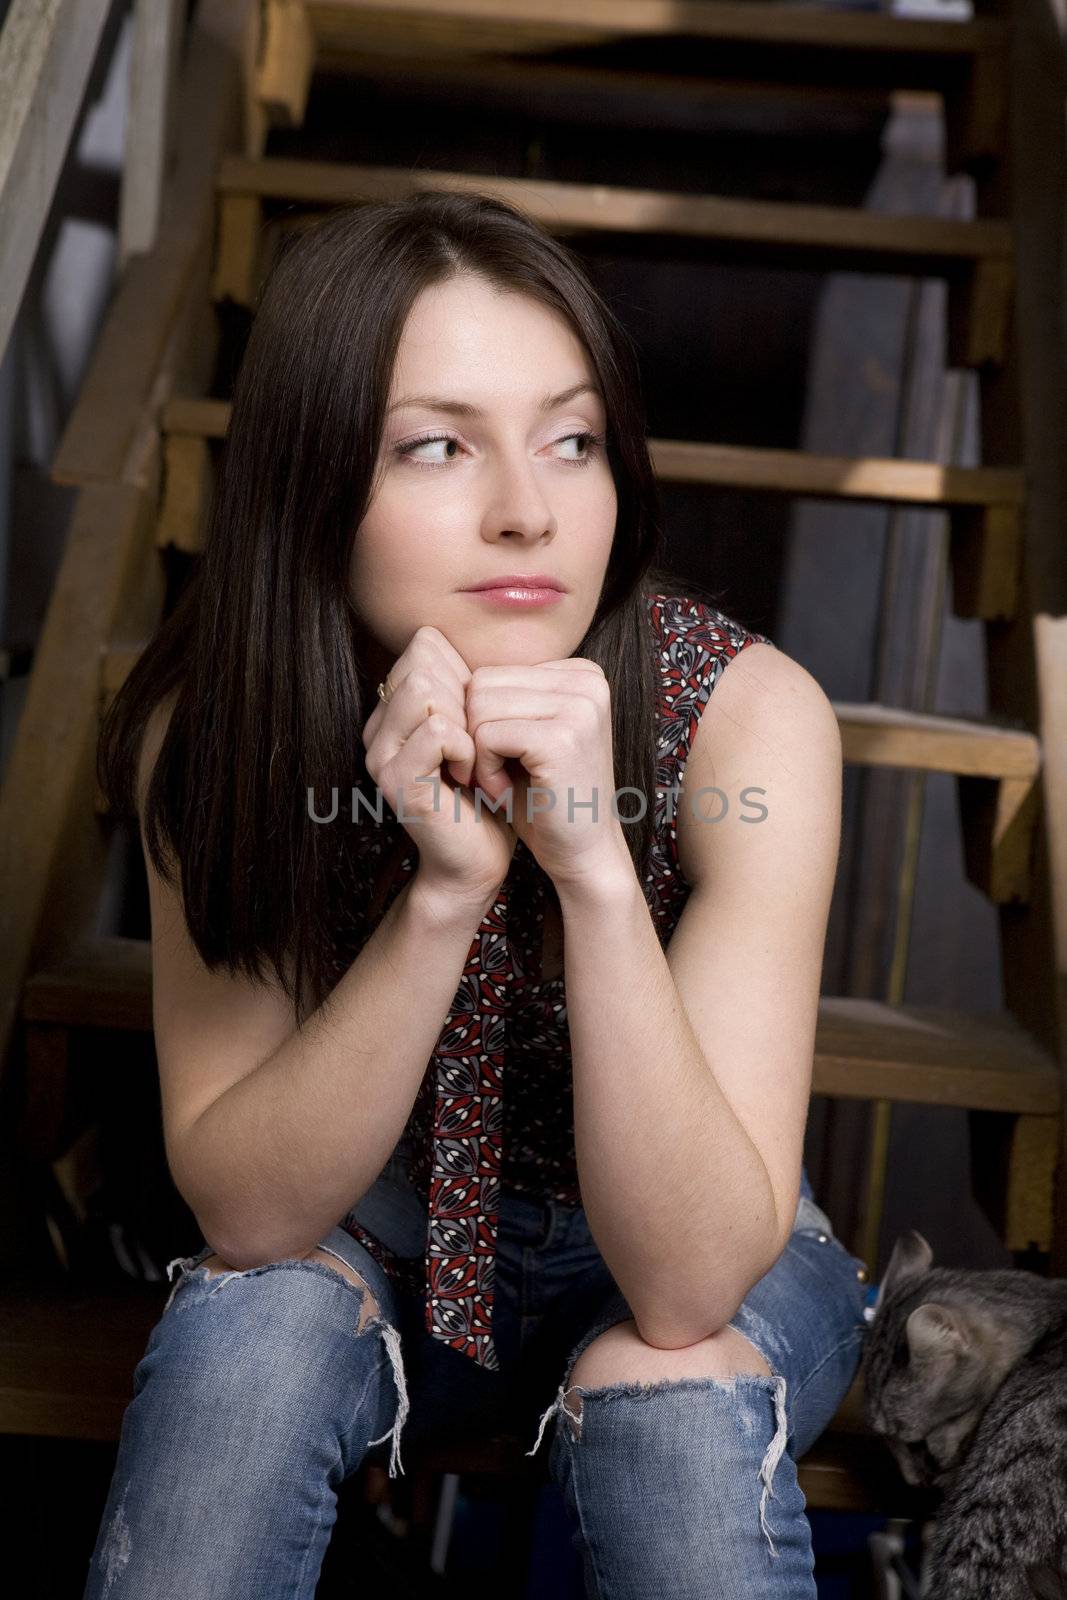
[538,1370,791,1554]
[162,1242,411,1471]
[84,1251,412,1599]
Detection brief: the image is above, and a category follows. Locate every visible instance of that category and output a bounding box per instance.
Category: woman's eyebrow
[386,382,603,417]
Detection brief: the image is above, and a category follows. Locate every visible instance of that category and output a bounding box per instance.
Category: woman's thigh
[84,1224,412,1599]
[531,1191,871,1464]
[498,1190,870,1597]
[161,1224,411,1468]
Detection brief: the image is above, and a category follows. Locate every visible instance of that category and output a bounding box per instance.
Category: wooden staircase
[3,0,1067,1580]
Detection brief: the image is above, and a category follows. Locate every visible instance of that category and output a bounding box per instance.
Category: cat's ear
[873,1229,934,1312]
[906,1302,966,1363]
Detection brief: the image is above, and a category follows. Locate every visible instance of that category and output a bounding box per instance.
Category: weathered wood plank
[22,939,1061,1117]
[0,0,112,363]
[0,484,161,1076]
[51,0,260,486]
[307,0,1006,59]
[118,0,186,268]
[219,154,1014,269]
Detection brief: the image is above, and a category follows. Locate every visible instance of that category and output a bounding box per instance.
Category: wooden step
[814,996,1057,1115]
[100,638,1043,793]
[368,1368,935,1516]
[18,934,1058,1245]
[304,0,1005,68]
[835,702,1038,783]
[0,1281,164,1441]
[259,0,1008,172]
[95,629,1041,902]
[156,396,1024,620]
[211,155,1014,368]
[796,1427,938,1516]
[834,703,1040,907]
[21,936,152,1031]
[303,3,1006,176]
[22,938,1059,1118]
[0,1277,933,1518]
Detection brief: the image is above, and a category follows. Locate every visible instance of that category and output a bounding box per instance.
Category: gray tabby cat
[861,1228,1067,1599]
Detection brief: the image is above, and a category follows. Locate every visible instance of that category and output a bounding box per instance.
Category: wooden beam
[960,770,1042,906]
[51,0,261,487]
[0,1284,164,1440]
[118,0,186,268]
[156,433,214,554]
[21,937,153,1031]
[0,0,112,365]
[161,397,232,437]
[211,192,264,306]
[163,396,1028,516]
[307,2,1008,169]
[95,640,1036,915]
[0,483,162,1076]
[950,502,1023,622]
[650,439,1024,509]
[95,644,1043,829]
[971,1107,1059,1254]
[162,395,1028,515]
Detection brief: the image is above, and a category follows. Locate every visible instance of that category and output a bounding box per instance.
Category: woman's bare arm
[140,699,494,1268]
[168,871,493,1268]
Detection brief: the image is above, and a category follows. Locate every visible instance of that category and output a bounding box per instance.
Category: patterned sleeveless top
[340,593,772,1370]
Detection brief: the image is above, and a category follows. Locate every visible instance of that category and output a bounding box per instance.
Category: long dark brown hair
[98,190,705,1019]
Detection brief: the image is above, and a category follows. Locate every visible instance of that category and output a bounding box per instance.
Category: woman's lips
[462,586,564,607]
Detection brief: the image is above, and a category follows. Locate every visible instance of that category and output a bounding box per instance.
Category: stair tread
[0,1279,167,1441]
[0,1276,935,1511]
[160,396,1025,509]
[21,939,1059,1113]
[21,936,152,1029]
[834,701,1039,781]
[97,641,1043,784]
[217,154,1013,264]
[306,0,1005,60]
[815,996,1059,1113]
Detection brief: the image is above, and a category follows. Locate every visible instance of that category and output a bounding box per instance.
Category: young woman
[86,191,870,1598]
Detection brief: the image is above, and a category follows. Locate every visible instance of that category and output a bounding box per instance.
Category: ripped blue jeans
[83,1162,869,1598]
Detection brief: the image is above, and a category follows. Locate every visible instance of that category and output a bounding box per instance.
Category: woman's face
[351,273,618,678]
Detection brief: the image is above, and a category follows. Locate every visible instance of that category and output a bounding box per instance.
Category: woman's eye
[394,430,604,470]
[394,435,461,467]
[556,431,604,465]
